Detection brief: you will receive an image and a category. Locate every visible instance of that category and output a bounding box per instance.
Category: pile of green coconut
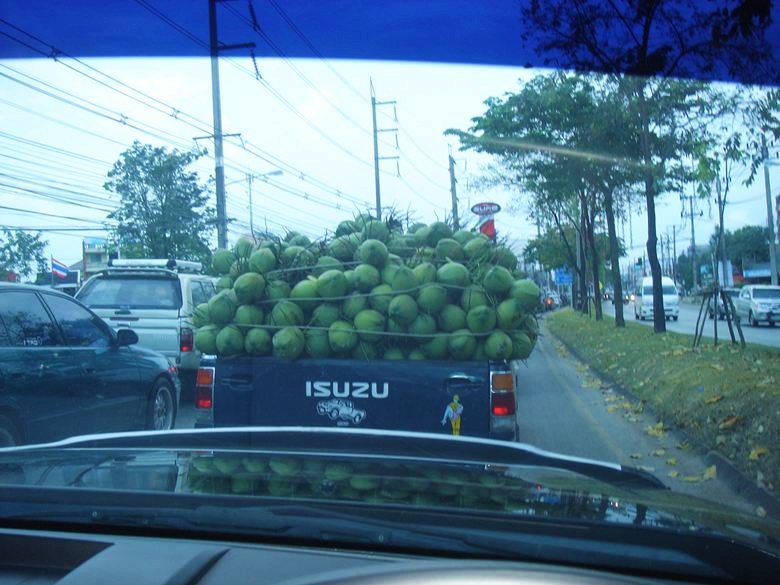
[193,215,541,361]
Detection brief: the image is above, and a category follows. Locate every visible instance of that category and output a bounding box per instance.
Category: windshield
[1,1,779,581]
[78,277,182,309]
[754,289,780,299]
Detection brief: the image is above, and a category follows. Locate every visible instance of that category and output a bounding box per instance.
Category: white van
[633,276,680,321]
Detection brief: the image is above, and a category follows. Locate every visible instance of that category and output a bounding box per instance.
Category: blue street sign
[555,269,573,285]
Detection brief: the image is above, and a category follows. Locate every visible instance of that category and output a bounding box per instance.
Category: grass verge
[546,308,779,498]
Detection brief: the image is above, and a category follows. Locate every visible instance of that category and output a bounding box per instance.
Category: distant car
[76,259,216,389]
[610,291,631,305]
[543,291,561,311]
[633,276,679,321]
[316,399,366,424]
[734,285,780,327]
[0,283,180,447]
[603,289,613,301]
[708,287,740,320]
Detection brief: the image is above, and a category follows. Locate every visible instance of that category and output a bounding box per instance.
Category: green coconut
[420,334,448,359]
[352,263,381,292]
[215,275,233,293]
[304,328,332,358]
[435,238,464,261]
[463,237,490,261]
[315,269,348,299]
[342,292,368,320]
[357,239,389,267]
[460,285,489,312]
[195,324,219,354]
[353,309,386,342]
[381,262,400,286]
[508,279,542,312]
[408,313,437,338]
[452,230,476,246]
[383,348,406,360]
[438,304,467,332]
[272,326,305,359]
[485,330,513,360]
[269,300,305,327]
[437,261,470,289]
[310,303,340,328]
[408,349,427,360]
[510,330,534,360]
[211,249,234,275]
[229,258,249,279]
[496,298,525,331]
[328,235,357,261]
[414,225,432,247]
[482,265,514,297]
[448,329,477,360]
[282,245,314,268]
[361,220,390,243]
[312,255,343,276]
[329,320,358,353]
[412,262,437,285]
[352,340,380,360]
[368,284,393,314]
[493,246,518,270]
[336,219,360,236]
[466,305,497,334]
[234,304,265,329]
[265,279,290,302]
[233,272,266,304]
[288,234,311,248]
[192,302,210,328]
[388,268,416,295]
[216,325,244,357]
[290,277,320,312]
[208,289,237,325]
[426,221,453,246]
[388,294,418,326]
[244,327,272,356]
[249,248,276,274]
[416,283,448,314]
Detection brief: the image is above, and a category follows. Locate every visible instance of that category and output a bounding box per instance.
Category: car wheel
[0,415,20,447]
[748,311,758,327]
[146,378,177,431]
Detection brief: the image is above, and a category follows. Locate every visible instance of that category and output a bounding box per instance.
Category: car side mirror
[116,328,139,346]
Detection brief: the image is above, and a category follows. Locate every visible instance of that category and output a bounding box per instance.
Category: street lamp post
[225,170,283,241]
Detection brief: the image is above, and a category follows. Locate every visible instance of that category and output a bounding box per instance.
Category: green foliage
[710,225,771,267]
[0,229,47,280]
[104,141,217,265]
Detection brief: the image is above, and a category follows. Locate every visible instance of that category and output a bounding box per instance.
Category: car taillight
[195,367,214,409]
[491,373,515,416]
[180,327,193,352]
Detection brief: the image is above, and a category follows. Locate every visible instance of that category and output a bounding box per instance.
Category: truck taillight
[491,372,515,416]
[195,367,214,409]
[180,327,193,352]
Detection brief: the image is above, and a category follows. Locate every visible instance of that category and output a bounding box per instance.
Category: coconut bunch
[193,215,541,361]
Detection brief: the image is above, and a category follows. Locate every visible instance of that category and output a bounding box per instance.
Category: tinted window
[191,280,214,305]
[0,291,60,347]
[78,277,182,309]
[662,286,677,295]
[42,294,110,348]
[643,286,652,295]
[754,289,780,300]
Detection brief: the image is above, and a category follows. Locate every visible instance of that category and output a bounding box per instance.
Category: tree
[0,229,47,281]
[710,225,771,267]
[105,141,217,265]
[519,0,777,333]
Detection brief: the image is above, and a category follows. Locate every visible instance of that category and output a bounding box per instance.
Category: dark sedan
[0,283,179,447]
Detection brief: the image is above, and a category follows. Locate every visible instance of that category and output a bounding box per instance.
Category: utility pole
[247,173,254,237]
[370,79,398,221]
[670,226,677,283]
[208,0,255,248]
[448,148,459,229]
[681,189,701,291]
[762,135,778,285]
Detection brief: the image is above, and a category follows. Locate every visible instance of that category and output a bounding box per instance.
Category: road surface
[602,300,780,348]
[176,330,770,516]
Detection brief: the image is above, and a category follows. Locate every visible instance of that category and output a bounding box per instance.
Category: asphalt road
[513,322,766,515]
[602,300,780,348]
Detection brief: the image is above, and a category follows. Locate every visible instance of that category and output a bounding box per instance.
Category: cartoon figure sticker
[316,398,366,426]
[441,394,463,436]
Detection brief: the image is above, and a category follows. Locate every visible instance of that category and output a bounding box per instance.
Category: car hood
[0,428,777,553]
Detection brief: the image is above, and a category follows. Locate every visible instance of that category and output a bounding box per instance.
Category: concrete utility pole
[681,189,700,290]
[208,0,255,248]
[762,135,778,285]
[448,150,459,229]
[369,79,398,221]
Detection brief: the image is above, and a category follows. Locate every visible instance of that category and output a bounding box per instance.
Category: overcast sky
[1,54,777,274]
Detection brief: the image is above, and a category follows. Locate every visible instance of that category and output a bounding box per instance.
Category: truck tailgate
[213,357,491,438]
[94,308,180,360]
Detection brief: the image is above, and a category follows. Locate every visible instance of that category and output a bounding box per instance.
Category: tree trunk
[578,201,589,314]
[604,188,624,327]
[585,205,603,320]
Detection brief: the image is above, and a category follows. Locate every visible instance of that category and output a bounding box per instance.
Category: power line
[0,131,113,168]
[0,202,113,225]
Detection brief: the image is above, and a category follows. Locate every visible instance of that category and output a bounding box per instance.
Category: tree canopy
[105,141,217,265]
[0,228,47,281]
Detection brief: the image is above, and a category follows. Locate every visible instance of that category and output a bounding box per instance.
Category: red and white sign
[471,202,501,216]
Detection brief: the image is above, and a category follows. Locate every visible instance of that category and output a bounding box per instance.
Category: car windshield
[754,289,780,299]
[78,277,182,309]
[1,1,780,581]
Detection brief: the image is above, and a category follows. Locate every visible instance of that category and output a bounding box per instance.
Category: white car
[633,276,680,321]
[734,285,780,327]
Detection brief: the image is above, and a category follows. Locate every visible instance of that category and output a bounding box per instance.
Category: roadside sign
[554,269,573,285]
[471,202,501,216]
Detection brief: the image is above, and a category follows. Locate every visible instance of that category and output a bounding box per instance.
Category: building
[82,237,112,280]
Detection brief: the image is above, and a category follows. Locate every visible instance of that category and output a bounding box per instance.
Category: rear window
[754,288,780,299]
[78,277,182,310]
[641,285,678,295]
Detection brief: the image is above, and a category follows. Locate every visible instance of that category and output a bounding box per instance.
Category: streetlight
[227,170,283,237]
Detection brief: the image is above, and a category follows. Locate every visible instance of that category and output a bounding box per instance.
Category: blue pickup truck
[194,357,518,441]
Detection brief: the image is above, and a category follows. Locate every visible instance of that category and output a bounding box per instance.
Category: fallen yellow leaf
[666,458,678,466]
[668,470,679,478]
[704,395,723,405]
[719,415,742,430]
[757,506,767,518]
[607,405,619,413]
[621,401,632,409]
[711,363,724,372]
[704,465,717,480]
[651,449,666,457]
[682,475,703,482]
[749,447,769,460]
